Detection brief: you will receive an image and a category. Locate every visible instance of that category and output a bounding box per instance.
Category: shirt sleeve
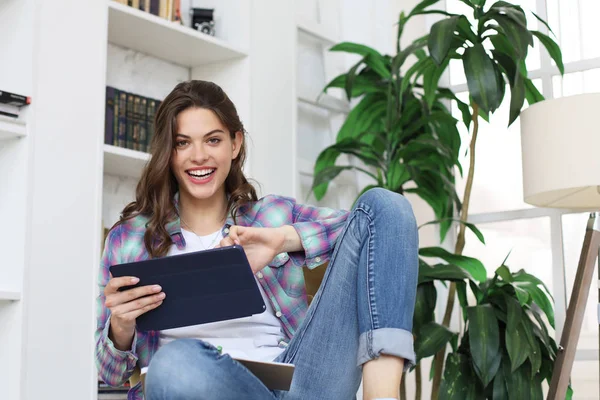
[288,200,349,269]
[94,225,139,387]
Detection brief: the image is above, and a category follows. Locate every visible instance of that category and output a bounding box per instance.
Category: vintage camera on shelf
[190,8,215,36]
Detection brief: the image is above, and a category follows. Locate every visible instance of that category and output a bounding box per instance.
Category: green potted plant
[310,0,568,398]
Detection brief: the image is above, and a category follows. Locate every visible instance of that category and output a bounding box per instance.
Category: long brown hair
[115,80,258,258]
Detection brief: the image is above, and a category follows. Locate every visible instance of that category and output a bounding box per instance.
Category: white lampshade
[520,93,600,209]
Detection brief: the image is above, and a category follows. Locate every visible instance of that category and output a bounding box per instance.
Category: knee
[356,188,415,223]
[146,339,217,397]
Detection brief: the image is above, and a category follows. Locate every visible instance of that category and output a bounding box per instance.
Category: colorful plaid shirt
[95,194,349,399]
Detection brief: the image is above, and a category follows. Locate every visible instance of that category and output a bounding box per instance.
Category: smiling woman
[95,80,420,400]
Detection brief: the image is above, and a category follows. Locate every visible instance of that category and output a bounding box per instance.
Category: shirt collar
[166,192,236,247]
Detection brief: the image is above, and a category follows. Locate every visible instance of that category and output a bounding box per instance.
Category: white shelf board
[107,1,248,67]
[103,144,150,179]
[0,290,21,301]
[297,92,350,114]
[296,17,339,44]
[0,115,26,140]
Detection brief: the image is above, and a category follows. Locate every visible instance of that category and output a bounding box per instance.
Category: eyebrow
[175,129,225,139]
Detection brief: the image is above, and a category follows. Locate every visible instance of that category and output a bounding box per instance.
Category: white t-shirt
[158,228,286,362]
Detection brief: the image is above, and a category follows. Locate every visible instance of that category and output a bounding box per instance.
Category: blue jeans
[145,188,419,400]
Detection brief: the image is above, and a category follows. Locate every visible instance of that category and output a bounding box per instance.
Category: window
[444,0,599,397]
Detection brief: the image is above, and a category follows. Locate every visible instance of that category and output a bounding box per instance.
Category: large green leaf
[329,42,391,79]
[415,321,455,361]
[323,73,385,98]
[508,71,525,126]
[488,1,527,28]
[413,281,437,332]
[513,269,553,301]
[505,297,529,372]
[419,218,485,244]
[439,353,483,400]
[386,159,410,191]
[456,281,469,323]
[429,16,461,65]
[409,0,442,16]
[494,15,532,58]
[524,78,544,105]
[492,363,508,400]
[419,246,487,282]
[336,94,387,141]
[423,58,450,108]
[468,305,501,386]
[515,281,555,328]
[463,43,502,113]
[531,30,565,75]
[311,166,357,191]
[419,262,475,283]
[504,360,532,400]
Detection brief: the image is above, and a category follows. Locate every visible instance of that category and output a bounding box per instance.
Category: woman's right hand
[104,276,166,351]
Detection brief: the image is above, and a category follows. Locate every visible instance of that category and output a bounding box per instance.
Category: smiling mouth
[187,168,216,178]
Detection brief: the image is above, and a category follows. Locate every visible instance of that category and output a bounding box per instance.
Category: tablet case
[109,245,266,331]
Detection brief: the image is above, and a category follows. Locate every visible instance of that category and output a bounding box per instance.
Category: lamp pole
[548,212,600,399]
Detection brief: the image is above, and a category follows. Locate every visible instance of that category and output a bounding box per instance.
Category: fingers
[226,225,242,245]
[219,236,236,248]
[104,276,139,296]
[111,291,166,316]
[105,284,163,308]
[122,299,164,320]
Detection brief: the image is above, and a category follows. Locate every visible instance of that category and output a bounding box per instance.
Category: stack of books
[113,0,182,23]
[0,90,30,118]
[105,86,161,153]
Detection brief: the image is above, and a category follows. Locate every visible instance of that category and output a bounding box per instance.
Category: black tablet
[109,245,266,331]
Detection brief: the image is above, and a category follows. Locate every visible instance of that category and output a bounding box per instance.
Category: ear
[232,131,243,159]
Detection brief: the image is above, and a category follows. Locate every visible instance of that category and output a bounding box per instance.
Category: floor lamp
[520,93,600,399]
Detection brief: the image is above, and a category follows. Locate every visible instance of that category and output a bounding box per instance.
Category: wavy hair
[114,80,258,258]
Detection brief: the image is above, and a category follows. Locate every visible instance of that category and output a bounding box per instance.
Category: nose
[190,143,208,163]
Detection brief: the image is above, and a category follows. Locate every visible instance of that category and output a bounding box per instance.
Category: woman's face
[170,107,242,203]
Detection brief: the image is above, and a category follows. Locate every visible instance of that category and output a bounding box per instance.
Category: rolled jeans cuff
[357,328,416,371]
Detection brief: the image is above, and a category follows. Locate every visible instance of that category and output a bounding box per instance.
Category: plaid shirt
[95,194,349,399]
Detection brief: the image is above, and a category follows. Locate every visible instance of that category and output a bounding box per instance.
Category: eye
[208,137,221,144]
[175,139,189,147]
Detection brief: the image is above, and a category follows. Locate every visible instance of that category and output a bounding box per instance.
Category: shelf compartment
[107,1,248,68]
[0,116,26,140]
[103,144,150,179]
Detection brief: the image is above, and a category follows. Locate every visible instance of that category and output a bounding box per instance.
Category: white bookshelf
[104,144,150,179]
[0,115,26,140]
[0,290,21,301]
[107,1,248,67]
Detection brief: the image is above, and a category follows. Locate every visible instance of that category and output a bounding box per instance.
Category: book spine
[126,93,135,149]
[105,87,116,145]
[117,91,128,147]
[144,0,150,12]
[150,0,159,16]
[159,0,167,18]
[145,98,157,152]
[139,97,148,152]
[173,0,181,22]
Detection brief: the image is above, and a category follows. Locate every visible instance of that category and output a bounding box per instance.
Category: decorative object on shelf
[0,89,31,119]
[105,86,161,153]
[190,8,215,36]
[520,93,600,399]
[310,0,567,398]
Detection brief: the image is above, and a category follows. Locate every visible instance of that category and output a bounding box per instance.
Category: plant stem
[415,363,422,400]
[430,102,480,399]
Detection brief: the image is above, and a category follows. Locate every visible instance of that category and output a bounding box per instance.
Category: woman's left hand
[217,226,286,273]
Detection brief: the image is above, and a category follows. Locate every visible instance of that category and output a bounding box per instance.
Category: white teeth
[188,168,215,177]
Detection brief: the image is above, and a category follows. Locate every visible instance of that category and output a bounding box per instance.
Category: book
[0,90,30,107]
[104,86,161,152]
